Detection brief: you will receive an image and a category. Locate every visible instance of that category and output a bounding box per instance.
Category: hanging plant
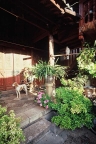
[33,60,67,81]
[77,43,96,77]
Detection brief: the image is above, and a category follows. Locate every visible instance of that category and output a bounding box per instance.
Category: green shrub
[77,44,96,78]
[0,105,25,144]
[49,87,94,130]
[60,74,88,94]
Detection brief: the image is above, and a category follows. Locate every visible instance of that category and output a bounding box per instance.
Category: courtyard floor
[0,90,96,144]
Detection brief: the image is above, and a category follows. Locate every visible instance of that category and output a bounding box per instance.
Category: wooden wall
[0,44,48,91]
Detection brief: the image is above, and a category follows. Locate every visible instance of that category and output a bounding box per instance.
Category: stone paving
[0,91,36,112]
[1,90,96,144]
[0,90,50,129]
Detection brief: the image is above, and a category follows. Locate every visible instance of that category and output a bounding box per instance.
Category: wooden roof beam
[50,0,65,14]
[59,30,78,41]
[0,5,49,32]
[64,8,76,16]
[66,39,80,45]
[60,34,78,43]
[32,31,48,43]
[10,0,57,26]
[50,0,77,16]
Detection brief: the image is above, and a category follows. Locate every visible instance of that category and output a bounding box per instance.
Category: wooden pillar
[49,35,54,66]
[45,35,55,97]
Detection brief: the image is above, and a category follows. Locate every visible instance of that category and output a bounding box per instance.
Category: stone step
[23,118,51,144]
[35,131,64,144]
[16,106,51,129]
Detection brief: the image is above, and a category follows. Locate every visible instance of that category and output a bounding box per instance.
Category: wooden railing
[59,47,82,70]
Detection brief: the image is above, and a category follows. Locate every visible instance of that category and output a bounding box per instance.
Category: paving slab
[23,119,51,144]
[0,92,51,129]
[18,106,51,128]
[36,131,64,144]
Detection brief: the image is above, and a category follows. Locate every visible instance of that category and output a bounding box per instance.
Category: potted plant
[34,60,67,81]
[33,60,67,96]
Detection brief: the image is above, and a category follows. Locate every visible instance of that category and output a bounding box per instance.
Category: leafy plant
[36,92,51,109]
[60,74,88,94]
[49,87,94,130]
[33,60,67,80]
[0,105,25,144]
[77,43,96,77]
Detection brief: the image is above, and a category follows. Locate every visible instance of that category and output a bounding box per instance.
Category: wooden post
[49,35,54,66]
[45,35,55,97]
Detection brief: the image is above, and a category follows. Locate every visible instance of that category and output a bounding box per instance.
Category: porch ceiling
[0,0,81,52]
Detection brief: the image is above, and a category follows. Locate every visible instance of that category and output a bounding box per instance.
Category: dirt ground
[63,127,96,144]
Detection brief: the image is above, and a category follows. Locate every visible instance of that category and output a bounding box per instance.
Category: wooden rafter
[64,8,76,16]
[50,0,65,14]
[50,0,77,16]
[32,31,48,43]
[60,34,78,43]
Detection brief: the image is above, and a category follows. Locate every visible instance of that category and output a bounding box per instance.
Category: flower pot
[45,76,53,83]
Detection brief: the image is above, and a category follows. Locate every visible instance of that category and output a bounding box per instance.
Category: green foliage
[33,60,67,80]
[77,43,96,77]
[0,105,25,144]
[60,74,88,94]
[49,87,94,130]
